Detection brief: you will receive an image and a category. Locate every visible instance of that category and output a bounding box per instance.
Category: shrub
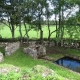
[0,72,21,80]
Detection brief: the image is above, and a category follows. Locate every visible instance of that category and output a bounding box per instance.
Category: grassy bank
[0,47,80,80]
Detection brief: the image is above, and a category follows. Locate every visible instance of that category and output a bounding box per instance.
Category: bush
[0,72,21,80]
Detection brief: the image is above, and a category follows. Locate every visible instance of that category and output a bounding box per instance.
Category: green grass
[56,47,80,57]
[48,53,64,61]
[64,48,80,56]
[0,48,80,80]
[0,24,56,38]
[1,23,80,39]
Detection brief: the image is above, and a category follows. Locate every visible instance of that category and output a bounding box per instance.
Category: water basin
[54,56,80,73]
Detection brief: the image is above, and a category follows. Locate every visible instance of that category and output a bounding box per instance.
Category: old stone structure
[23,42,46,59]
[32,65,55,78]
[0,52,4,62]
[0,64,20,74]
[23,47,37,59]
[0,42,7,47]
[5,42,20,56]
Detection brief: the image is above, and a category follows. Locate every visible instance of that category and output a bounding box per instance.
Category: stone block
[5,42,20,56]
[23,43,46,59]
[0,52,4,62]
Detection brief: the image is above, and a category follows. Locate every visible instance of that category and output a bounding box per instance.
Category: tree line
[0,0,80,43]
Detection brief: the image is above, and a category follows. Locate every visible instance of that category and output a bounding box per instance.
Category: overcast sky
[49,5,79,20]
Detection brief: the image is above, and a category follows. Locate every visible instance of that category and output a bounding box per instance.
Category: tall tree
[51,0,75,39]
[45,1,53,42]
[30,0,49,42]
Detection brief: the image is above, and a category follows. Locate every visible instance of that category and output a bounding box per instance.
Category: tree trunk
[23,22,29,43]
[61,5,64,47]
[40,28,43,43]
[38,14,43,43]
[9,17,15,40]
[11,24,15,40]
[47,19,50,44]
[59,13,61,38]
[55,14,58,38]
[19,23,22,46]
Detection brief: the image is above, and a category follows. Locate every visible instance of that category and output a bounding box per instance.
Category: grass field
[1,24,80,79]
[0,47,80,80]
[1,24,80,40]
[0,24,56,39]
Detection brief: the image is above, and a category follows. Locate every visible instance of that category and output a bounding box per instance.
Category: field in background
[0,24,80,40]
[0,24,56,39]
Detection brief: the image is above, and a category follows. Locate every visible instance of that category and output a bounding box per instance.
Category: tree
[29,0,49,42]
[43,0,53,42]
[0,0,19,39]
[50,0,76,43]
[65,0,80,40]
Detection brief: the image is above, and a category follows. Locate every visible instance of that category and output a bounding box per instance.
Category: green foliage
[29,74,44,80]
[0,72,21,80]
[0,69,64,80]
[0,48,80,80]
[0,25,56,39]
[1,24,80,40]
[65,16,80,39]
[0,47,5,55]
[20,65,65,80]
[29,74,55,80]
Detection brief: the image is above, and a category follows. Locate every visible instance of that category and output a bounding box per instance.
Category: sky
[49,5,79,20]
[1,1,79,21]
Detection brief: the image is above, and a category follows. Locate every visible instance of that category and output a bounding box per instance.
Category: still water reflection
[54,56,80,73]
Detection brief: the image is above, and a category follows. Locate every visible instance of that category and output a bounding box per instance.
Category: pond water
[54,56,80,73]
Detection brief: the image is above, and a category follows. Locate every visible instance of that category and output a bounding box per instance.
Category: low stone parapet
[5,42,20,56]
[0,52,4,62]
[23,42,46,59]
[0,42,7,47]
[23,47,38,59]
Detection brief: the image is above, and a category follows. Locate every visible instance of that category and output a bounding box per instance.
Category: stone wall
[23,42,46,59]
[0,52,4,62]
[5,42,20,56]
[0,42,7,47]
